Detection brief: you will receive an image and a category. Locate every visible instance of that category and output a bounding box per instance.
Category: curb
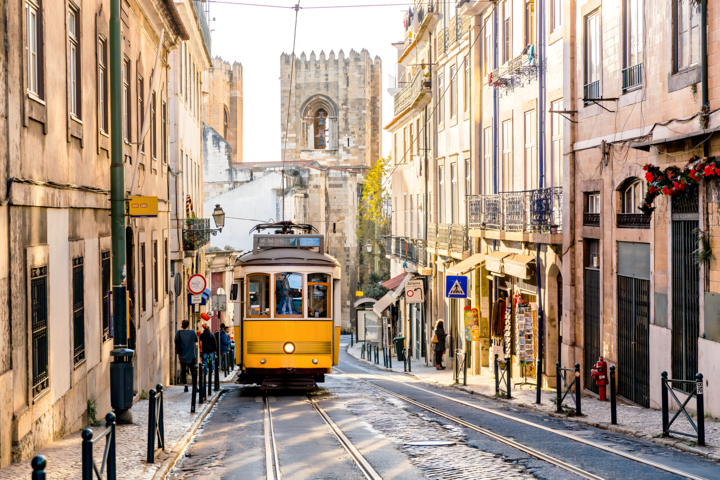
[345,346,720,463]
[151,390,224,480]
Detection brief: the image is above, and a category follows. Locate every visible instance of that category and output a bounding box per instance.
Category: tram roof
[235,246,340,267]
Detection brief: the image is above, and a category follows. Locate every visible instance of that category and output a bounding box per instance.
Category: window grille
[102,251,110,341]
[31,266,49,396]
[73,257,85,365]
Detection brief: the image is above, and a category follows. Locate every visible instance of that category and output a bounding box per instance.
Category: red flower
[690,171,699,181]
[674,181,681,190]
[662,187,670,195]
[648,186,659,194]
[714,168,720,176]
[704,165,715,176]
[645,172,654,182]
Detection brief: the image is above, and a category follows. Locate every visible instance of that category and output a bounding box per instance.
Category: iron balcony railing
[438,224,450,249]
[193,2,212,56]
[617,213,651,229]
[394,236,402,257]
[183,218,211,251]
[427,223,438,246]
[416,241,428,267]
[449,18,458,45]
[394,70,431,116]
[385,236,393,256]
[584,80,600,103]
[450,224,468,253]
[467,187,563,233]
[584,213,600,227]
[622,63,642,90]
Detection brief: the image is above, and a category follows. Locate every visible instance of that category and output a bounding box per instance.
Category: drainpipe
[424,30,432,367]
[536,0,547,404]
[492,4,499,301]
[701,0,709,157]
[110,0,132,421]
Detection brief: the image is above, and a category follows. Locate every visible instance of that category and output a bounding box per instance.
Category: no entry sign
[188,274,207,295]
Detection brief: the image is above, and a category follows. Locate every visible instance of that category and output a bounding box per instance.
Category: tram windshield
[307,273,330,318]
[275,272,303,317]
[247,274,271,317]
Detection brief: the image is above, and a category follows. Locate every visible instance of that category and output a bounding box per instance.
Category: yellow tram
[232,222,341,389]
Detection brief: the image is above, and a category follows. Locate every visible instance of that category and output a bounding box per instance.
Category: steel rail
[264,397,282,480]
[307,395,382,480]
[336,365,711,480]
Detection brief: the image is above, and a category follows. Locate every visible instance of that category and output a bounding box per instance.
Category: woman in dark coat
[433,320,447,370]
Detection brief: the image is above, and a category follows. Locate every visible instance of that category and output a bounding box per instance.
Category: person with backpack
[175,320,198,392]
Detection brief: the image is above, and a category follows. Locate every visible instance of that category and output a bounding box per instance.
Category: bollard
[81,429,93,479]
[350,329,354,347]
[609,366,617,425]
[215,354,220,391]
[207,358,212,398]
[191,364,197,413]
[556,362,562,413]
[697,373,705,446]
[463,352,468,386]
[157,384,165,451]
[198,363,205,404]
[106,412,117,480]
[408,349,412,373]
[505,356,512,400]
[661,371,669,436]
[574,363,582,416]
[494,354,500,395]
[388,345,392,369]
[31,456,47,480]
[147,388,157,463]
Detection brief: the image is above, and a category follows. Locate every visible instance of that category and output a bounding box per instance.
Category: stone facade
[202,57,243,164]
[280,50,382,168]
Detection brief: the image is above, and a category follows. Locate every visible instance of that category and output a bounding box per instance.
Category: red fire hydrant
[591,357,609,401]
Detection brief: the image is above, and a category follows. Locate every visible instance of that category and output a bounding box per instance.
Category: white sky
[206,0,412,162]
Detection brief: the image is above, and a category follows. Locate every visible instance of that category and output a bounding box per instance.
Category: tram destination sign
[254,234,324,252]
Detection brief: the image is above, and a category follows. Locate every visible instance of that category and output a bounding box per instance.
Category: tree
[356,156,391,283]
[364,271,389,300]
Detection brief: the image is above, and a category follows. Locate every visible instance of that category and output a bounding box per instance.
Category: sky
[205,0,412,162]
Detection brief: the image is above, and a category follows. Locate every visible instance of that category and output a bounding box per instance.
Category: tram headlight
[312,359,318,364]
[283,342,296,354]
[260,358,267,364]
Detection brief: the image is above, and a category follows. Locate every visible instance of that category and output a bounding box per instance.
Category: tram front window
[308,273,330,318]
[247,274,270,317]
[275,273,303,317]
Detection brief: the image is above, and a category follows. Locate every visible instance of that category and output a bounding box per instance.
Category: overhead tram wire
[281,2,301,222]
[208,1,486,8]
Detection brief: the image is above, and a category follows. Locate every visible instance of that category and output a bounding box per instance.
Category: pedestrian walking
[432,320,447,370]
[175,320,198,392]
[220,326,232,354]
[199,323,218,374]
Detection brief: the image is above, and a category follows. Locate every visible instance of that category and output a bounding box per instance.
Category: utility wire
[281,2,301,222]
[208,1,482,8]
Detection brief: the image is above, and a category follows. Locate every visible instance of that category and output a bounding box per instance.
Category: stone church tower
[202,57,243,164]
[280,50,382,169]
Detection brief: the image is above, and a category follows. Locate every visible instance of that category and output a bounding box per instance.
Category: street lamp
[212,204,225,231]
[365,240,373,253]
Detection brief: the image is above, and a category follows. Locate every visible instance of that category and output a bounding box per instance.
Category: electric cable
[281,2,301,221]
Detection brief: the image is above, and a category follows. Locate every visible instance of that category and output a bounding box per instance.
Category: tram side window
[247,274,270,317]
[275,273,303,317]
[307,273,331,318]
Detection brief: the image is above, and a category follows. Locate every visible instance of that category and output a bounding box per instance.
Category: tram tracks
[262,394,382,480]
[336,365,712,480]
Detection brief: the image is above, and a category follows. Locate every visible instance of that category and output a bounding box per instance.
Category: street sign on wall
[405,280,425,303]
[445,275,468,298]
[128,196,158,218]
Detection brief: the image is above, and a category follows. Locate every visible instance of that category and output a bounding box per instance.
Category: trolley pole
[109,0,133,422]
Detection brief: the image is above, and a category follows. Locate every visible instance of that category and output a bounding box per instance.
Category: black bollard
[215,354,220,391]
[661,371,669,436]
[697,373,705,446]
[350,329,354,347]
[505,356,511,400]
[556,362,562,413]
[81,429,93,479]
[207,358,212,398]
[106,412,117,480]
[495,354,500,395]
[31,456,47,480]
[147,388,157,462]
[463,352,468,386]
[198,363,205,404]
[609,366,617,424]
[574,363,582,415]
[191,364,198,413]
[157,384,165,450]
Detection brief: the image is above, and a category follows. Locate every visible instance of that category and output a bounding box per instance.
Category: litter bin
[393,337,406,361]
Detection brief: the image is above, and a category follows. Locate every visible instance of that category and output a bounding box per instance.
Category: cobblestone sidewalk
[0,368,237,480]
[346,342,720,462]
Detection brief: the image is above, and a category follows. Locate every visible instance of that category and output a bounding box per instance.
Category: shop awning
[503,254,535,280]
[382,272,409,290]
[485,251,511,274]
[373,292,395,316]
[393,273,414,297]
[446,253,485,275]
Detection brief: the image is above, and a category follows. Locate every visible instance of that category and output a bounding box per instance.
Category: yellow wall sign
[356,291,364,297]
[128,196,158,218]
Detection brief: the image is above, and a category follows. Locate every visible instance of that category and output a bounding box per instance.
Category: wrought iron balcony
[438,224,450,249]
[622,64,642,91]
[450,224,468,253]
[183,218,211,251]
[467,187,563,234]
[449,18,458,45]
[584,80,600,103]
[393,236,402,257]
[193,1,212,56]
[584,213,600,227]
[385,236,393,257]
[617,213,651,229]
[427,223,438,246]
[394,70,432,117]
[416,241,428,267]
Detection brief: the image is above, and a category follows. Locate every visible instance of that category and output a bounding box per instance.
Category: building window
[484,127,493,194]
[164,239,169,295]
[140,242,146,312]
[466,158,471,197]
[451,162,458,223]
[525,0,535,47]
[587,192,601,213]
[675,0,699,72]
[438,165,445,223]
[179,43,184,96]
[393,133,398,164]
[138,76,145,154]
[464,56,470,112]
[26,0,44,98]
[417,194,423,239]
[151,92,157,159]
[416,118,422,156]
[584,11,601,101]
[98,38,108,133]
[622,179,644,213]
[623,0,643,89]
[410,195,414,237]
[31,265,49,397]
[307,274,331,318]
[551,100,564,187]
[409,124,414,163]
[438,73,445,124]
[450,65,457,118]
[404,193,408,235]
[313,108,328,149]
[223,107,229,140]
[123,59,131,143]
[552,0,562,32]
[153,240,158,304]
[101,251,110,342]
[502,120,513,191]
[162,102,167,164]
[484,18,493,77]
[72,257,85,365]
[587,239,600,268]
[68,6,81,119]
[402,127,407,162]
[524,110,537,189]
[503,1,512,64]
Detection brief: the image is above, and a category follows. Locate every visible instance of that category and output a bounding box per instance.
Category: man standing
[175,320,198,392]
[199,323,218,374]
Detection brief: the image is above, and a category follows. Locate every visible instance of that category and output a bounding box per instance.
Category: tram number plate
[191,295,202,304]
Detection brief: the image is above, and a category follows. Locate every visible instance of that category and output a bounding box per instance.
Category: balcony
[394,70,432,117]
[448,19,458,45]
[450,224,468,253]
[622,64,642,91]
[584,213,600,227]
[467,187,563,234]
[193,1,212,56]
[183,218,211,251]
[584,80,600,103]
[438,224,450,249]
[617,213,651,229]
[427,223,438,246]
[398,1,437,64]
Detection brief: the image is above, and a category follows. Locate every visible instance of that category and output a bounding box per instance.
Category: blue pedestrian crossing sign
[446,276,468,298]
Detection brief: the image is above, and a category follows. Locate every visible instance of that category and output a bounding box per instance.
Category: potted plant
[422,72,431,89]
